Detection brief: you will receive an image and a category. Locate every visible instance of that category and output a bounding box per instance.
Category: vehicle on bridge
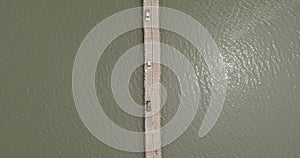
[145,9,150,22]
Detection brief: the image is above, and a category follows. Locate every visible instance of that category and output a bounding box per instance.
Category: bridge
[143,0,162,157]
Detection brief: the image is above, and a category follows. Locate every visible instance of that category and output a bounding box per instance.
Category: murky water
[1,0,299,157]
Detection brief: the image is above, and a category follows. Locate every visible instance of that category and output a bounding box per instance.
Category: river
[1,0,299,157]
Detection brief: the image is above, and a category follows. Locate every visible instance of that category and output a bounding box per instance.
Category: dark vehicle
[146,101,151,112]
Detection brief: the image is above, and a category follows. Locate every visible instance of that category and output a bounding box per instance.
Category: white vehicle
[145,9,150,22]
[147,61,152,69]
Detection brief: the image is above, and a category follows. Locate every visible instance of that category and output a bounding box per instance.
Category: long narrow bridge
[143,0,162,158]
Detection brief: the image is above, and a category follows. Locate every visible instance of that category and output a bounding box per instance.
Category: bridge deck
[143,0,161,158]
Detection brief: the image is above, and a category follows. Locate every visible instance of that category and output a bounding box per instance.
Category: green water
[1,0,300,157]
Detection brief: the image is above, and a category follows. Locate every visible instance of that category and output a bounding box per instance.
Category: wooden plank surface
[143,0,161,157]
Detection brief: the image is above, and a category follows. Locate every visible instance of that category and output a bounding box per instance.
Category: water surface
[1,0,299,157]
